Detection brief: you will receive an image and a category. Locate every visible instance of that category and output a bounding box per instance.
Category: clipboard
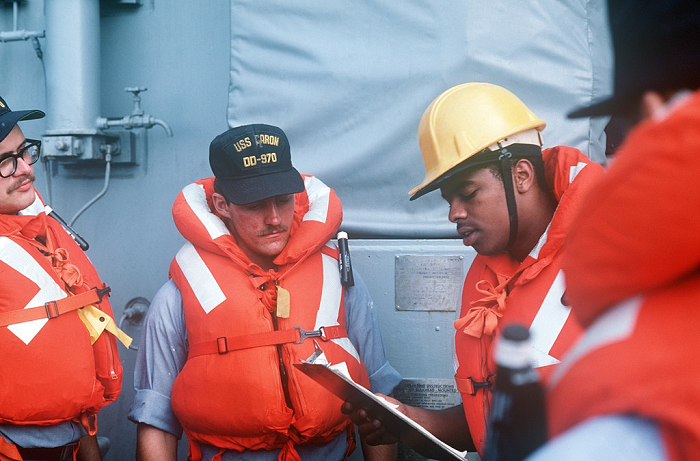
[294,348,468,461]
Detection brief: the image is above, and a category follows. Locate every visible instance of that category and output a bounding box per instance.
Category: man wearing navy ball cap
[130,124,401,461]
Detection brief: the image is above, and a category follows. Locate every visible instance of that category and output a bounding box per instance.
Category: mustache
[258,225,288,237]
[8,173,35,193]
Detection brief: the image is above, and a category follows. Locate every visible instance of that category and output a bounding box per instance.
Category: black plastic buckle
[294,326,327,344]
[96,284,111,302]
[467,375,494,396]
[216,337,228,354]
[44,300,60,319]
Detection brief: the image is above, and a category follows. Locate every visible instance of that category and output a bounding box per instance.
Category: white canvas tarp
[227,0,612,237]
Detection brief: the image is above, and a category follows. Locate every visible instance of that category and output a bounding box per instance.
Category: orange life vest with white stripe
[453,146,604,455]
[0,194,122,429]
[547,280,700,461]
[169,176,370,455]
[552,90,700,461]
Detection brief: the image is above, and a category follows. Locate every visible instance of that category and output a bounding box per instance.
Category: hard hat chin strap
[498,148,519,249]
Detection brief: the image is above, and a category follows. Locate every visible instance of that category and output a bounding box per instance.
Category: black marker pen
[45,205,90,251]
[337,231,354,287]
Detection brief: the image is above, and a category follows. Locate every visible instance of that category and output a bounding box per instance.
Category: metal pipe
[69,153,112,226]
[0,1,45,43]
[44,0,100,135]
[151,118,173,137]
[95,88,174,137]
[96,115,174,137]
[0,30,45,42]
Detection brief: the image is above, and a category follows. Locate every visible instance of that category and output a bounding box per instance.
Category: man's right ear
[211,192,230,217]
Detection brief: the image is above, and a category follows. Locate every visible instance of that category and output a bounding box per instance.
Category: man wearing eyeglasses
[0,96,124,461]
[0,129,41,213]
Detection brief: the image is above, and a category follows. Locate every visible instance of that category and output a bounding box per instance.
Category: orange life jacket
[0,194,122,430]
[452,146,604,455]
[555,90,700,461]
[548,279,700,461]
[169,176,369,459]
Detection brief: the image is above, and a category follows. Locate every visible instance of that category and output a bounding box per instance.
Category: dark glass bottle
[483,324,548,461]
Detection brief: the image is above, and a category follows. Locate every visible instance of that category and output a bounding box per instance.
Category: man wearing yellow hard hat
[344,82,604,459]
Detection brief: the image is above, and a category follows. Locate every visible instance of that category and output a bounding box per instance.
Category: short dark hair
[213,178,230,204]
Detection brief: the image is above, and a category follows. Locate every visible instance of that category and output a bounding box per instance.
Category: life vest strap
[0,435,21,461]
[455,374,495,396]
[0,284,111,327]
[342,424,357,460]
[188,325,348,358]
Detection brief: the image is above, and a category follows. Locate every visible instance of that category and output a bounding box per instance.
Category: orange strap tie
[188,325,347,359]
[0,285,110,327]
[277,439,302,461]
[454,275,510,338]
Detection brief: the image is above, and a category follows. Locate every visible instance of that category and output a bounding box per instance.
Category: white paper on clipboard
[293,347,468,461]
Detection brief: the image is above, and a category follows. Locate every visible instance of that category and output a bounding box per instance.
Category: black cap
[209,124,305,205]
[569,0,700,118]
[0,96,45,142]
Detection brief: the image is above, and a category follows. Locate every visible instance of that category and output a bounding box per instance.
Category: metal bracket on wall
[42,132,135,165]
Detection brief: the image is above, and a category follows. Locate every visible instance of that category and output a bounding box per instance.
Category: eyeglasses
[0,139,42,178]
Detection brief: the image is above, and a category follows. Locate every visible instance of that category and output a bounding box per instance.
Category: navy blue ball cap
[209,124,304,205]
[0,96,45,142]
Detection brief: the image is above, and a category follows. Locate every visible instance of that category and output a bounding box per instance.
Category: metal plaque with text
[393,379,466,461]
[395,255,464,311]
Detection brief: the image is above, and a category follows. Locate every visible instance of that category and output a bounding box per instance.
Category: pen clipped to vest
[45,205,90,251]
[337,231,354,287]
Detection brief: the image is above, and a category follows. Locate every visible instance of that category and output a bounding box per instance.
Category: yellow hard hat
[409,82,546,200]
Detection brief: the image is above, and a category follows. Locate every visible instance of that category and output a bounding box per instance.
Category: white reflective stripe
[529,270,570,368]
[182,183,229,240]
[315,252,361,363]
[302,176,330,224]
[331,337,361,364]
[569,162,588,184]
[175,242,226,314]
[314,252,342,329]
[0,237,67,345]
[528,221,552,260]
[549,296,642,387]
[18,192,44,216]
